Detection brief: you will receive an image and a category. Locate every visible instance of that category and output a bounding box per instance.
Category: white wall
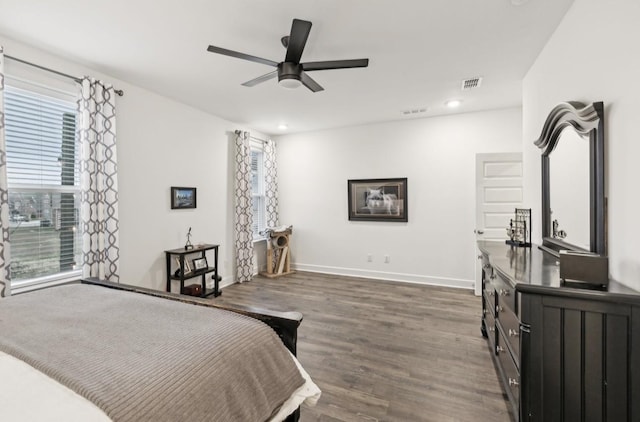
[522,0,640,290]
[1,35,257,291]
[275,108,522,288]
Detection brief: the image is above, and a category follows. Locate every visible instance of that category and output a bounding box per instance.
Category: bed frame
[81,278,303,422]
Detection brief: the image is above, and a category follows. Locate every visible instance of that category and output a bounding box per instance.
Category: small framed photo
[348,177,408,222]
[171,187,197,209]
[192,257,208,271]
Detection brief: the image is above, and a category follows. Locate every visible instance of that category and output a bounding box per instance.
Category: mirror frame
[534,101,605,257]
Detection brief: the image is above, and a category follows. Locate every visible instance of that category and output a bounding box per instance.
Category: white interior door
[474,153,523,295]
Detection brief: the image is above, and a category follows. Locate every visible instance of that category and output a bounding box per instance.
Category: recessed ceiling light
[445,99,462,108]
[278,124,288,130]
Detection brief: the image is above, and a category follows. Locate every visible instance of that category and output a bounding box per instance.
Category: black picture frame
[192,257,208,271]
[348,178,408,222]
[171,187,196,209]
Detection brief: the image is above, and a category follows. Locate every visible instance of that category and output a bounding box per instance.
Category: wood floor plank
[213,272,511,422]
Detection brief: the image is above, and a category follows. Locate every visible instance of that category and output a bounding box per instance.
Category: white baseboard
[292,263,474,290]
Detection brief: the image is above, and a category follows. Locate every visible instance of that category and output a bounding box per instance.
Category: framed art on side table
[192,257,208,271]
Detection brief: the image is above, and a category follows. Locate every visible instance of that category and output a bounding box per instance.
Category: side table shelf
[165,244,220,298]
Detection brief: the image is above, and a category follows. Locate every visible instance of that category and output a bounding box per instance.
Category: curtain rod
[234,130,268,143]
[5,54,124,97]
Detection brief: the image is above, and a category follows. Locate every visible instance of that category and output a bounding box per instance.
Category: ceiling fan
[206,18,369,92]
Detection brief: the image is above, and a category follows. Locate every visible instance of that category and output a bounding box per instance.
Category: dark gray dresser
[478,240,640,422]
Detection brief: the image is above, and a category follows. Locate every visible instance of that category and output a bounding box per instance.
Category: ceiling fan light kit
[277,62,303,89]
[207,18,369,93]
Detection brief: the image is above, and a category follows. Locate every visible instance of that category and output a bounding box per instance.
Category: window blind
[4,84,82,282]
[250,144,266,238]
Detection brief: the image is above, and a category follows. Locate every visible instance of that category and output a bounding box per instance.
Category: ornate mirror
[534,101,605,257]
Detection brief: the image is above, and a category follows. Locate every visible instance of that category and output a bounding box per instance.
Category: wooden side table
[165,244,220,297]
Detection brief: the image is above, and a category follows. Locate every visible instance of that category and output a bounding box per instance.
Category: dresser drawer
[496,336,520,408]
[497,306,520,362]
[483,290,495,319]
[484,306,496,352]
[493,270,517,315]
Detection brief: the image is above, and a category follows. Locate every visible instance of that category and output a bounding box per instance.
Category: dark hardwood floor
[214,272,511,422]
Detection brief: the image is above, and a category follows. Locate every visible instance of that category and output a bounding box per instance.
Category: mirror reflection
[548,127,590,250]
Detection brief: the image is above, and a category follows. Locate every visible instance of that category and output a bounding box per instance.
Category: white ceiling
[0,0,574,135]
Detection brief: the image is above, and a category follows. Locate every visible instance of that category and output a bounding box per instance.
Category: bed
[0,278,320,421]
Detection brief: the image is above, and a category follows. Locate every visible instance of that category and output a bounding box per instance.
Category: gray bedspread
[0,284,304,421]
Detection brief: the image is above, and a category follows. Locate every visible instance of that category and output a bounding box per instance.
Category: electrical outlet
[384,255,390,263]
[367,254,372,262]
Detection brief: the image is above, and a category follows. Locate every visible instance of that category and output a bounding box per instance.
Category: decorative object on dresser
[558,250,608,288]
[347,178,408,222]
[261,225,294,278]
[171,186,197,209]
[506,208,531,247]
[165,243,220,297]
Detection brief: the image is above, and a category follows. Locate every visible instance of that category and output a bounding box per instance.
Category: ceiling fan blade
[207,45,278,67]
[300,72,324,92]
[285,19,312,64]
[241,70,278,87]
[302,59,369,72]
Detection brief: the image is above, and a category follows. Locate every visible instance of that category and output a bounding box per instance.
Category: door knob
[474,229,485,234]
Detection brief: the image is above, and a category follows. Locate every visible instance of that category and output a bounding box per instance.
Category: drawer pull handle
[496,345,505,353]
[508,329,519,337]
[490,274,497,280]
[488,291,495,297]
[483,309,487,315]
[477,255,483,260]
[508,378,519,388]
[496,305,503,313]
[500,289,509,296]
[488,326,495,332]
[483,264,491,269]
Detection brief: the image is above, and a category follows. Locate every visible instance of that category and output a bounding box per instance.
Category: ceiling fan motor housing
[278,62,302,83]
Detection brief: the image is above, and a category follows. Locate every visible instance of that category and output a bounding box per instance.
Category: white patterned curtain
[263,138,279,228]
[0,47,11,297]
[234,130,254,283]
[78,77,120,282]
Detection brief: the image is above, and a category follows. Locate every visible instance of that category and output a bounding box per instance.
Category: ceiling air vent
[401,108,427,116]
[461,77,482,91]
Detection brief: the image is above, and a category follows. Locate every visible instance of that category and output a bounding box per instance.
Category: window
[250,140,266,239]
[4,81,82,285]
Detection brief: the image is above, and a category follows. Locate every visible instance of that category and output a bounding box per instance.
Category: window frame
[4,76,83,290]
